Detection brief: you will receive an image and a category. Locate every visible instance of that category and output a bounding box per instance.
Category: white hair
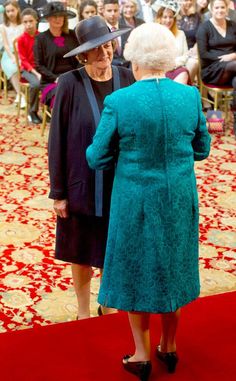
[123,23,177,71]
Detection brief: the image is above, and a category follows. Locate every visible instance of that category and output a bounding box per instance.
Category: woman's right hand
[218,53,236,62]
[53,199,69,218]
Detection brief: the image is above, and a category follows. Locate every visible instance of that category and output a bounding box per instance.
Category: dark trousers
[21,70,40,113]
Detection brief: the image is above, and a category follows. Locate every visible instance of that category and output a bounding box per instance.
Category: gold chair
[198,51,233,121]
[13,38,30,124]
[199,79,233,120]
[41,104,52,136]
[0,61,8,104]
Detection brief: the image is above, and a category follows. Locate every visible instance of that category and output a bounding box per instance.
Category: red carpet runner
[0,291,235,381]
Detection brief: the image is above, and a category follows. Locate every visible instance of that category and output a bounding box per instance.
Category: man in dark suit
[136,0,156,22]
[18,0,47,16]
[103,0,130,67]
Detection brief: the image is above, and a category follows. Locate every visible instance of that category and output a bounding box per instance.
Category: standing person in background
[48,16,134,320]
[34,1,78,108]
[79,0,97,20]
[136,0,156,22]
[87,22,211,381]
[18,0,47,16]
[120,0,145,28]
[154,0,191,84]
[103,0,129,66]
[17,8,42,124]
[94,0,104,16]
[0,0,24,107]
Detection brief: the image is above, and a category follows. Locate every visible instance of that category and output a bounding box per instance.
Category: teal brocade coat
[87,78,211,313]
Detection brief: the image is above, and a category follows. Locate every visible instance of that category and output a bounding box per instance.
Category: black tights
[218,61,236,89]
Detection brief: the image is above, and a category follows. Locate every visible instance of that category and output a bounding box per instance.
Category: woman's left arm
[192,87,211,161]
[1,26,15,62]
[175,31,188,67]
[86,95,119,170]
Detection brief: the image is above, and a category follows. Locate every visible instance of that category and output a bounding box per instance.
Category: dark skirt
[41,83,57,108]
[55,214,109,268]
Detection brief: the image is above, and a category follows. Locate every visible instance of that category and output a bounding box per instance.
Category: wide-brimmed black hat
[64,16,131,58]
[39,1,76,19]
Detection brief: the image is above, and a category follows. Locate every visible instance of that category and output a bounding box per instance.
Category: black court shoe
[156,345,178,374]
[123,355,152,381]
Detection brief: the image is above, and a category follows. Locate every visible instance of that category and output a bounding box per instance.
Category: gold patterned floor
[0,91,235,332]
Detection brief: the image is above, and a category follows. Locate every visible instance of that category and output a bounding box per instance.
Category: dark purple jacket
[48,66,134,216]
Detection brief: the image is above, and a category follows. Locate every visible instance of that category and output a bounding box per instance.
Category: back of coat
[87,78,211,313]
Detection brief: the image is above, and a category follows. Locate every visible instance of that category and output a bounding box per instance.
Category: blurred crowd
[1,0,236,123]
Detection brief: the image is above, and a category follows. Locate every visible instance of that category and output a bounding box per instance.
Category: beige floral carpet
[0,93,235,332]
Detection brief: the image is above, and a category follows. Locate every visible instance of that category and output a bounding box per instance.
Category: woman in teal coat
[87,23,211,381]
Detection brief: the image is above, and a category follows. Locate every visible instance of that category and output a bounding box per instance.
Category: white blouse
[2,24,24,49]
[174,29,189,68]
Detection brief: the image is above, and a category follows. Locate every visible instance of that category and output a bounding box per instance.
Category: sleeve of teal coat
[192,87,211,161]
[86,95,118,170]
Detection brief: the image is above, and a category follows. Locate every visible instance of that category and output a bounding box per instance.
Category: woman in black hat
[48,16,134,319]
[34,1,78,107]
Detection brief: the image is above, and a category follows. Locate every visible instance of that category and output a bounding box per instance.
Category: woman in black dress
[34,2,78,107]
[48,16,134,319]
[197,0,236,84]
[196,0,236,124]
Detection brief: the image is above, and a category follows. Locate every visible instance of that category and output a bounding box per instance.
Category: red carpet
[0,292,235,381]
[0,111,235,330]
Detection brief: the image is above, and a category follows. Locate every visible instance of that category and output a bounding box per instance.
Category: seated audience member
[136,0,156,22]
[94,0,104,16]
[17,8,42,124]
[177,0,201,82]
[0,1,4,24]
[120,0,145,28]
[196,0,210,21]
[38,0,78,32]
[34,1,78,108]
[79,0,97,20]
[1,0,24,106]
[196,0,236,128]
[229,0,236,24]
[103,0,130,66]
[154,0,191,84]
[177,0,201,49]
[200,0,236,22]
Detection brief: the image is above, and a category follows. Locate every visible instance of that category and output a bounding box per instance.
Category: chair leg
[25,87,29,125]
[41,105,47,136]
[3,74,8,104]
[224,95,228,122]
[214,92,218,110]
[17,90,21,118]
